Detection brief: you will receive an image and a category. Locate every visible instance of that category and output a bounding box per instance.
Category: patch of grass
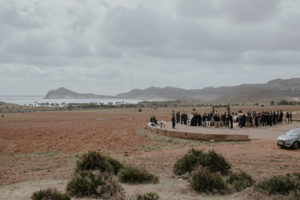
[75,151,123,175]
[190,167,228,194]
[118,166,159,184]
[227,171,254,192]
[32,168,42,171]
[256,175,295,195]
[66,170,124,199]
[173,149,231,176]
[293,173,300,179]
[31,188,70,200]
[136,192,160,200]
[289,193,300,200]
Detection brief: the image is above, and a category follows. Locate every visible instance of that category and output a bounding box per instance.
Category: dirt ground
[0,106,300,200]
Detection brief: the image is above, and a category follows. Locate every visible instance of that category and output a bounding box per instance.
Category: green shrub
[107,157,124,175]
[137,192,160,200]
[118,166,159,184]
[66,170,124,199]
[191,168,227,194]
[31,188,70,200]
[227,171,254,192]
[256,175,295,195]
[173,149,206,175]
[75,151,123,175]
[204,150,231,175]
[173,149,231,176]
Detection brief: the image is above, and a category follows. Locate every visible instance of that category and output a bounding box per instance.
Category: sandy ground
[0,106,300,200]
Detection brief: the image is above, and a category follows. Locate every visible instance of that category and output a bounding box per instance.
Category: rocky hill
[116,78,300,103]
[44,87,113,99]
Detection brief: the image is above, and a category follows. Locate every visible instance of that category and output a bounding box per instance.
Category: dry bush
[75,151,123,175]
[173,149,231,176]
[31,188,70,200]
[190,167,228,194]
[66,170,124,199]
[119,166,159,184]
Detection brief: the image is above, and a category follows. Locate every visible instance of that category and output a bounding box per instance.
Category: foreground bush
[137,192,160,200]
[256,175,295,195]
[205,150,231,175]
[118,166,159,184]
[191,168,227,194]
[173,149,206,175]
[173,149,231,176]
[227,171,254,192]
[75,151,123,175]
[66,170,124,199]
[31,188,70,200]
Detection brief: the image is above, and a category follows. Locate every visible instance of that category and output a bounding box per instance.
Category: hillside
[44,87,113,99]
[116,78,300,103]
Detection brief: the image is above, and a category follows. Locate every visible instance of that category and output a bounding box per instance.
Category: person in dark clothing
[150,116,157,126]
[222,113,226,127]
[190,113,197,126]
[229,113,233,129]
[206,113,211,128]
[180,112,184,124]
[203,113,207,127]
[280,111,283,123]
[172,111,176,129]
[242,114,246,128]
[214,114,220,128]
[176,112,180,124]
[197,114,202,126]
[255,113,259,127]
[182,112,187,125]
[286,112,290,124]
[225,114,230,129]
[268,113,273,126]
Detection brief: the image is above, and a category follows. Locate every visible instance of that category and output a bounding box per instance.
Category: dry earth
[0,106,300,200]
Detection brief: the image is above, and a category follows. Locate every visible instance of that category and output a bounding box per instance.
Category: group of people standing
[171,110,293,129]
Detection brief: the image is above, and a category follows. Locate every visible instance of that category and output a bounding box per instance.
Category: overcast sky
[0,0,300,95]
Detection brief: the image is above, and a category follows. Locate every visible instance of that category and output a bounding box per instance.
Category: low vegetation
[66,170,124,199]
[119,166,159,184]
[204,150,231,175]
[136,192,160,200]
[31,189,70,200]
[173,149,231,176]
[190,168,228,194]
[75,151,123,175]
[256,175,296,195]
[227,171,254,192]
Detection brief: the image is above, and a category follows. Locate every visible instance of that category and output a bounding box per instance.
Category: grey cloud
[0,0,300,95]
[102,5,171,48]
[224,0,280,23]
[0,1,43,29]
[176,0,280,23]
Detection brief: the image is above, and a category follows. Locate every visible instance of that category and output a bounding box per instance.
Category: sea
[0,96,141,106]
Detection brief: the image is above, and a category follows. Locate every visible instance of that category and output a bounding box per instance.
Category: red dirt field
[0,106,300,200]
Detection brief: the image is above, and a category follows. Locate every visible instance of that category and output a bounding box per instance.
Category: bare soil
[0,106,300,200]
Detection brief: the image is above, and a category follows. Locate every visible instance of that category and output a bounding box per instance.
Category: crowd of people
[171,110,293,129]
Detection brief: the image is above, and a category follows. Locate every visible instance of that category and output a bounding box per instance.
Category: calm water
[0,96,141,106]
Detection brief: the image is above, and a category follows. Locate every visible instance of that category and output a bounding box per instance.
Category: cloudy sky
[0,0,300,95]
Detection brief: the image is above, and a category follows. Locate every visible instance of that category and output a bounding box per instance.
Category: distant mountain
[116,78,300,103]
[44,87,113,99]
